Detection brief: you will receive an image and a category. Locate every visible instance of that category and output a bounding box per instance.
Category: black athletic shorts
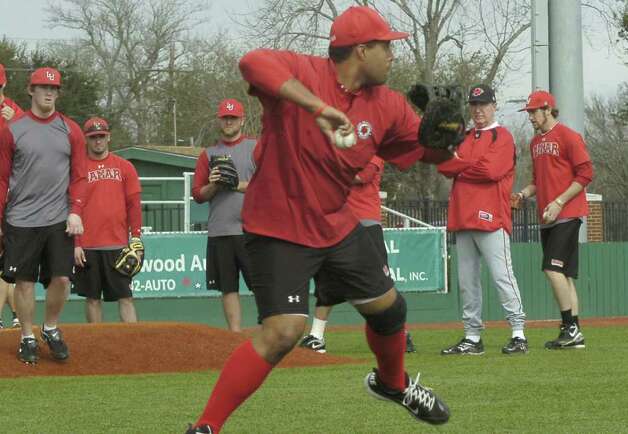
[314,224,388,307]
[72,249,133,301]
[1,221,73,287]
[246,224,394,321]
[540,219,582,278]
[206,235,253,294]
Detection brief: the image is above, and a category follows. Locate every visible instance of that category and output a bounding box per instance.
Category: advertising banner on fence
[34,228,446,300]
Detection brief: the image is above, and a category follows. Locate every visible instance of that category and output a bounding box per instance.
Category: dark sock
[11,311,17,319]
[573,315,579,327]
[560,309,574,326]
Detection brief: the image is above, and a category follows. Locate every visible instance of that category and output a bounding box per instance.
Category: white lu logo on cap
[46,71,55,81]
[226,103,234,111]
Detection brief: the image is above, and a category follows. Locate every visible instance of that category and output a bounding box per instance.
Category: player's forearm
[126,193,143,238]
[554,182,584,206]
[519,184,537,199]
[278,78,327,114]
[197,183,221,202]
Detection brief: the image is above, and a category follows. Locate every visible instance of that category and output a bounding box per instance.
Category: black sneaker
[185,424,213,434]
[41,327,69,360]
[364,368,449,425]
[299,334,326,354]
[405,331,417,353]
[545,324,585,350]
[441,338,484,355]
[18,337,39,364]
[501,337,529,354]
[0,319,4,329]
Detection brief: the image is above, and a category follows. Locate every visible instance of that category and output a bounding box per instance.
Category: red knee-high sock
[365,325,406,392]
[196,340,273,432]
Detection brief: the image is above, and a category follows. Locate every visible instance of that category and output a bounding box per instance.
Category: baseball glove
[114,237,144,278]
[210,155,239,191]
[418,99,466,150]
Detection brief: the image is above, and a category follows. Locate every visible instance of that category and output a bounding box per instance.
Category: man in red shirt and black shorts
[299,156,417,354]
[72,117,142,323]
[0,67,86,364]
[0,63,23,330]
[514,90,594,350]
[185,6,452,434]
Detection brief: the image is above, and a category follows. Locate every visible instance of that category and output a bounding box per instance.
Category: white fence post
[183,172,193,233]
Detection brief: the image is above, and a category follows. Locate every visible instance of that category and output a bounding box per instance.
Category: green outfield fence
[17,231,628,328]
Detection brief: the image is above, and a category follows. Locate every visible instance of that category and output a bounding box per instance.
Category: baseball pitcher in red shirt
[514,90,594,350]
[186,6,451,434]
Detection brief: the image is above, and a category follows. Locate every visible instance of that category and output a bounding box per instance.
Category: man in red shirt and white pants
[514,90,593,350]
[72,117,142,323]
[185,6,452,434]
[437,84,527,356]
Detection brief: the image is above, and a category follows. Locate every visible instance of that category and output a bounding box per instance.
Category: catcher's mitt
[418,99,466,150]
[210,155,239,191]
[114,237,144,278]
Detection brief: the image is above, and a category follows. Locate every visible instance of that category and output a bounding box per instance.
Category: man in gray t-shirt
[0,67,87,364]
[192,98,256,332]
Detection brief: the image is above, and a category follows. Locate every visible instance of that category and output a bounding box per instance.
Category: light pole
[172,97,177,147]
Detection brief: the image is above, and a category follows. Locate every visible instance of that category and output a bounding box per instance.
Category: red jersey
[348,156,384,222]
[530,123,593,219]
[239,49,436,247]
[438,125,516,234]
[0,97,23,130]
[77,153,142,248]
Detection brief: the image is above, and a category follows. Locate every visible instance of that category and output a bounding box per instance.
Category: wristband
[518,191,526,200]
[554,198,564,207]
[312,104,327,118]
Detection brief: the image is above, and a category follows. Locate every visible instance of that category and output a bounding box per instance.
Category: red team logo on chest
[87,166,122,183]
[533,141,560,158]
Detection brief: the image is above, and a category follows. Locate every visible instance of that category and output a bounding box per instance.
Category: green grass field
[2,325,627,434]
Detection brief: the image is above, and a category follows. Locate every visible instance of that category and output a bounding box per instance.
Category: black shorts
[1,221,73,287]
[314,224,388,307]
[246,224,394,321]
[206,235,252,294]
[72,249,133,301]
[540,219,582,278]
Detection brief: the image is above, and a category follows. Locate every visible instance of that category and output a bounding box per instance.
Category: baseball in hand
[333,129,356,149]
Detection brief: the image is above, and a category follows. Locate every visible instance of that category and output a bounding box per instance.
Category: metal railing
[140,172,193,233]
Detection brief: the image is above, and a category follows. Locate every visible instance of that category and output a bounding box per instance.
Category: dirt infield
[0,322,361,378]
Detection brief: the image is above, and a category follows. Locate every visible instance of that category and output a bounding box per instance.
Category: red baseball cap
[30,67,62,87]
[0,64,6,86]
[330,6,408,47]
[519,90,556,111]
[217,98,244,118]
[83,117,111,137]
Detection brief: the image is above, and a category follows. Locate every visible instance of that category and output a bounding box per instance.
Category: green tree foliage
[0,38,102,127]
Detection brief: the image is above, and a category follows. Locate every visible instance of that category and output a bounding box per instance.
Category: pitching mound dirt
[0,322,361,378]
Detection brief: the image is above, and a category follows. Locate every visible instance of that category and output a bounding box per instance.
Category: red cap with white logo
[519,90,556,111]
[83,117,111,137]
[30,67,62,87]
[329,6,408,47]
[217,98,244,118]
